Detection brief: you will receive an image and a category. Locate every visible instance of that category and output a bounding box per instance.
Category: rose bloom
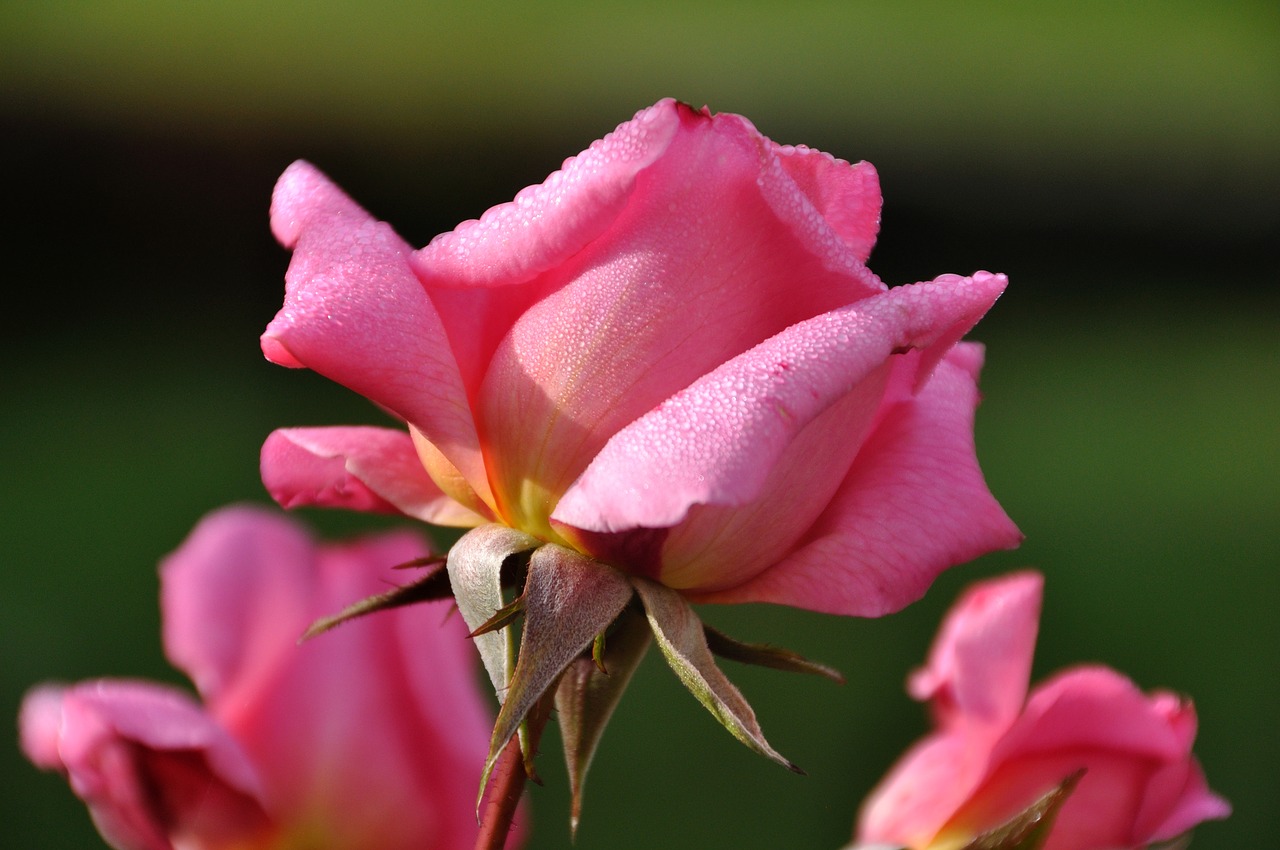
[19,506,503,850]
[261,98,1019,618]
[854,572,1231,850]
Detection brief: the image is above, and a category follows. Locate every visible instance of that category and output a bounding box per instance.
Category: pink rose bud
[854,572,1231,850]
[19,506,510,850]
[260,98,1020,617]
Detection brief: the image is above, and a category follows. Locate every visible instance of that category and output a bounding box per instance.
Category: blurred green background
[3,2,1276,848]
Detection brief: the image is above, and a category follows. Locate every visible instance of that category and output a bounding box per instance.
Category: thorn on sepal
[391,554,446,570]
[470,594,527,638]
[298,559,452,642]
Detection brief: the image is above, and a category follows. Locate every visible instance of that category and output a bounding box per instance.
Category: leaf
[704,623,846,683]
[445,524,541,697]
[957,769,1083,850]
[299,557,451,641]
[555,607,652,838]
[631,577,801,773]
[481,544,634,803]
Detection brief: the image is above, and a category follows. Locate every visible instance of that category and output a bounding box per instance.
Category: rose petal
[260,426,486,526]
[998,667,1191,763]
[18,680,269,850]
[422,102,885,533]
[232,531,491,849]
[263,160,490,507]
[908,571,1042,732]
[161,506,318,711]
[856,730,987,850]
[766,142,882,264]
[1139,759,1232,843]
[691,343,1021,615]
[554,273,1008,536]
[164,506,490,849]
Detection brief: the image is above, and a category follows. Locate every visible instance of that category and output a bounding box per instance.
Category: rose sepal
[947,770,1082,850]
[479,545,634,806]
[632,577,802,774]
[555,607,653,837]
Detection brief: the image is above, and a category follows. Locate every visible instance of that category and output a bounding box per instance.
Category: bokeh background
[3,2,1276,848]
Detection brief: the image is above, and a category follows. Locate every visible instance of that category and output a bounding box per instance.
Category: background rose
[854,572,1230,850]
[260,98,1020,617]
[20,506,503,850]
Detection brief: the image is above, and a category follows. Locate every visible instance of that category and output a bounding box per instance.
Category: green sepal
[957,769,1083,850]
[704,623,845,683]
[631,577,801,774]
[445,524,541,697]
[479,544,634,810]
[555,607,652,839]
[298,556,450,641]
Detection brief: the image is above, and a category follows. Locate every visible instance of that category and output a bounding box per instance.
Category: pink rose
[19,506,503,850]
[260,98,1019,617]
[854,572,1231,850]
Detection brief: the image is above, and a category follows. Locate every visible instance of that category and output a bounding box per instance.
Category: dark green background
[3,3,1276,848]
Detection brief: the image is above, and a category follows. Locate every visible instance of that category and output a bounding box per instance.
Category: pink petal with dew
[412,99,684,402]
[909,571,1042,733]
[260,426,487,526]
[649,357,893,590]
[767,141,882,264]
[416,99,683,288]
[263,161,490,507]
[18,680,270,850]
[554,273,1008,537]
[693,342,1021,615]
[456,103,884,527]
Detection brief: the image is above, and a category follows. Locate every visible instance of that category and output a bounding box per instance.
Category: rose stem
[474,695,552,850]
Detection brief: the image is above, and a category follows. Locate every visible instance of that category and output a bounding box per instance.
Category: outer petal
[996,667,1194,762]
[907,571,1041,733]
[260,426,487,526]
[162,505,494,850]
[1133,694,1231,840]
[855,729,984,850]
[1139,760,1232,843]
[981,668,1229,850]
[263,161,491,508]
[692,342,1021,614]
[162,506,318,713]
[554,274,1006,536]
[415,100,681,290]
[18,680,270,850]
[768,142,881,263]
